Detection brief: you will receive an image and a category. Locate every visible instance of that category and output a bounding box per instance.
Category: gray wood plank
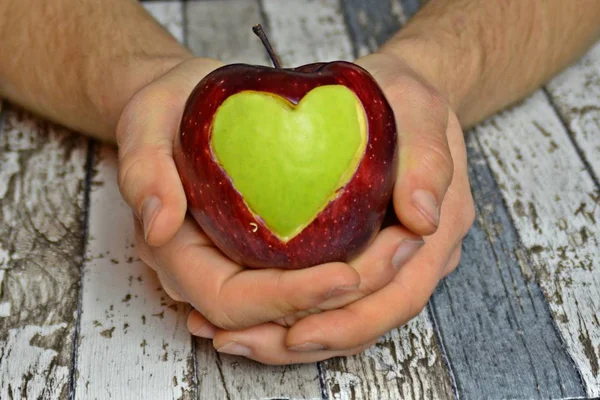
[261,0,354,66]
[341,0,406,57]
[429,132,585,399]
[0,103,89,399]
[186,0,268,66]
[475,90,600,397]
[185,2,323,399]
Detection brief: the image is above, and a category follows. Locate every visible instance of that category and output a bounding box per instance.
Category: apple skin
[174,61,397,269]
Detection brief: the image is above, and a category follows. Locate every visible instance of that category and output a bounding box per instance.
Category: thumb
[392,79,453,235]
[356,53,453,235]
[116,58,223,246]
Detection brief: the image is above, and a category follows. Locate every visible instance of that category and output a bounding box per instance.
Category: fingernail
[142,196,162,242]
[162,283,185,302]
[192,324,216,339]
[411,190,439,227]
[325,284,359,299]
[217,342,252,357]
[288,342,326,352]
[392,239,425,269]
[188,314,216,339]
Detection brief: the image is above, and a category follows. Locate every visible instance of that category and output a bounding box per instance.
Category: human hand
[188,52,475,364]
[116,58,364,332]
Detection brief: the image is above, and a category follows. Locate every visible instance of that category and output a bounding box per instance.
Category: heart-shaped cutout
[211,85,367,242]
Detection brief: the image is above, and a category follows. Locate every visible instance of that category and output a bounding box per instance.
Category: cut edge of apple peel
[209,86,368,244]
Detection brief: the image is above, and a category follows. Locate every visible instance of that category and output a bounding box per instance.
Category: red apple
[173,28,397,269]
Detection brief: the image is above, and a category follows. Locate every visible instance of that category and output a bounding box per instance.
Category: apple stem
[252,24,282,69]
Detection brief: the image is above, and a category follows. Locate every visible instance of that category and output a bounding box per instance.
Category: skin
[1,0,600,364]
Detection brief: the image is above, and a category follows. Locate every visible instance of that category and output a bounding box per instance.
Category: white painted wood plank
[0,105,88,399]
[75,145,195,400]
[143,1,185,43]
[74,3,196,399]
[186,0,268,65]
[185,2,323,398]
[546,40,600,180]
[475,90,600,397]
[261,1,454,399]
[262,0,354,67]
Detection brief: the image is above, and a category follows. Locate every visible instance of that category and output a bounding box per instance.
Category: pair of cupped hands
[116,52,475,365]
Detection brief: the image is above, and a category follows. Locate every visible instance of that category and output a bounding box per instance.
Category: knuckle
[116,89,151,148]
[117,144,171,209]
[205,307,239,331]
[453,247,463,267]
[407,300,427,322]
[117,153,144,195]
[389,279,427,322]
[133,218,153,264]
[463,195,476,234]
[135,242,153,267]
[268,271,305,315]
[116,85,179,153]
[411,141,455,186]
[388,74,447,116]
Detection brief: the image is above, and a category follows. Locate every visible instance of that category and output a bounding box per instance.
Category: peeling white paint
[0,153,19,198]
[0,324,69,399]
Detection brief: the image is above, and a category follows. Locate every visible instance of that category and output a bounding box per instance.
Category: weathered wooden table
[1,1,599,399]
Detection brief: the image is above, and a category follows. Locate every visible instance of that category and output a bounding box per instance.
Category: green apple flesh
[211,85,367,241]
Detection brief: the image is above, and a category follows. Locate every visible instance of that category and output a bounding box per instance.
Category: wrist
[84,49,193,143]
[379,33,483,124]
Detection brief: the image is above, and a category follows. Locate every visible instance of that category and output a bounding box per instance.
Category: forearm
[0,0,192,142]
[381,0,600,127]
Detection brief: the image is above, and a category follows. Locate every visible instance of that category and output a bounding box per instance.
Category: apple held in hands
[174,26,397,269]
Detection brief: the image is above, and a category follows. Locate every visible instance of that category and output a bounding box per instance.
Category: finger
[391,80,453,236]
[152,217,361,330]
[210,322,377,365]
[273,223,426,327]
[317,225,423,311]
[132,214,155,269]
[441,244,462,278]
[285,237,454,351]
[116,58,223,246]
[156,271,186,302]
[187,309,217,339]
[133,215,187,301]
[272,226,423,328]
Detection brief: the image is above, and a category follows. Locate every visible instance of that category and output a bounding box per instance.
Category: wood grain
[545,40,600,183]
[74,146,195,400]
[186,0,268,66]
[475,91,600,397]
[144,1,185,43]
[185,2,323,398]
[0,104,88,399]
[261,1,455,399]
[429,132,585,399]
[261,0,354,66]
[73,3,196,399]
[340,0,405,57]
